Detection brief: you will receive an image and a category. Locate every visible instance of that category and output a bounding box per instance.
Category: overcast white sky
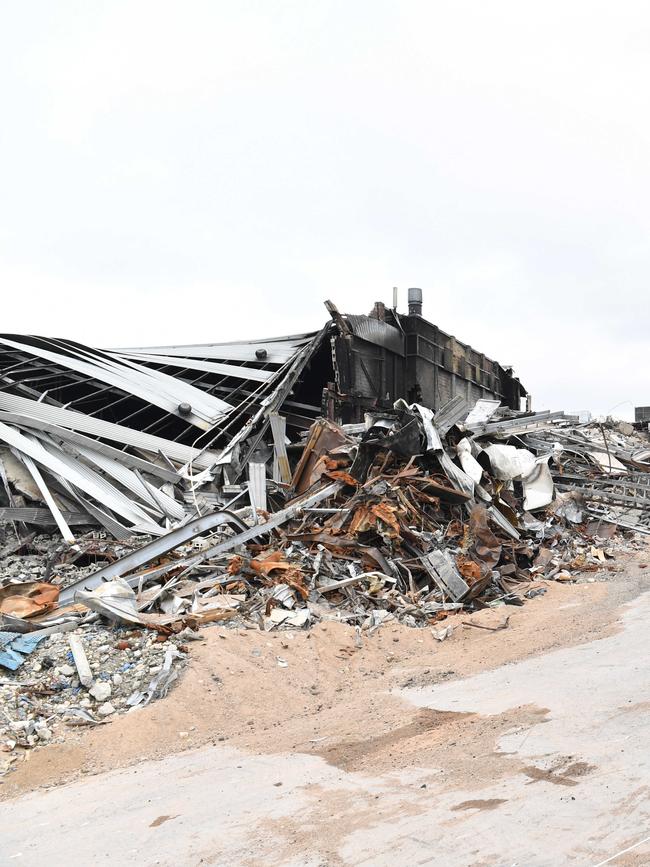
[0,1,647,418]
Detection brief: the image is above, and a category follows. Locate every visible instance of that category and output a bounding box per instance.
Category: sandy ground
[1,548,649,866]
[2,549,648,802]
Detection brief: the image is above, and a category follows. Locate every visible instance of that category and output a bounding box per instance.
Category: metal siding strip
[0,394,217,468]
[0,414,181,483]
[0,337,230,429]
[269,414,291,484]
[94,347,234,417]
[0,424,162,532]
[114,337,313,364]
[30,335,235,421]
[248,462,267,514]
[36,438,165,530]
[420,550,469,601]
[434,395,471,434]
[14,453,76,544]
[56,480,134,540]
[0,507,90,525]
[116,353,274,383]
[58,440,185,521]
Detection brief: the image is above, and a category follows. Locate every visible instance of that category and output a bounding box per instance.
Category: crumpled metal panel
[344,315,405,356]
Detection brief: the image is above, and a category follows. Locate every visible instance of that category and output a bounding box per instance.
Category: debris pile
[0,320,648,776]
[0,331,322,541]
[0,625,189,774]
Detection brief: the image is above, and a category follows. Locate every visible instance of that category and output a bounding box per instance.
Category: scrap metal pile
[0,328,649,772]
[2,398,648,646]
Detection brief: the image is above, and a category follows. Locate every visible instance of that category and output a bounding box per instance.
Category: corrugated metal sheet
[116,353,274,382]
[345,316,405,356]
[0,336,232,430]
[0,393,218,468]
[115,334,316,365]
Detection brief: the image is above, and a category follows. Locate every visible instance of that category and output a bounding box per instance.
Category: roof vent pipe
[408,287,423,316]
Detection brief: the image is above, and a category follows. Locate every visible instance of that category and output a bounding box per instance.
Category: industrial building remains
[322,290,527,422]
[1,292,649,765]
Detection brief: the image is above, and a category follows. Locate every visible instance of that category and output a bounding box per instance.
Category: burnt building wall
[401,314,523,410]
[635,406,650,423]
[322,299,526,424]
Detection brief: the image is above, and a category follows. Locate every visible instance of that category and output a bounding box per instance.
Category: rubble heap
[1,395,648,775]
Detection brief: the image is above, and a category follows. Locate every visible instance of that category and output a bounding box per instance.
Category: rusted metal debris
[2,395,647,650]
[0,301,649,773]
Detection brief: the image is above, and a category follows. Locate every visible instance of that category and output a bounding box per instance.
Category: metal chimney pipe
[407,287,423,316]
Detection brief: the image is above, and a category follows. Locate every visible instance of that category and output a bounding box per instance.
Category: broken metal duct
[60,482,341,602]
[59,509,249,603]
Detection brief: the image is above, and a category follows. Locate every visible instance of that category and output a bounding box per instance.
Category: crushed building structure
[0,292,525,539]
[0,295,649,772]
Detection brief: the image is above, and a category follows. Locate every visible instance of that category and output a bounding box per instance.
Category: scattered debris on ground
[0,400,647,776]
[0,307,648,779]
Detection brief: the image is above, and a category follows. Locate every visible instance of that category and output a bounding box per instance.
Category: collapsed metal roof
[0,329,325,540]
[0,297,527,543]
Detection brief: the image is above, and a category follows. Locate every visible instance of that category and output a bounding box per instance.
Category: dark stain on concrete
[317,708,472,770]
[451,799,508,812]
[523,759,596,787]
[150,814,179,827]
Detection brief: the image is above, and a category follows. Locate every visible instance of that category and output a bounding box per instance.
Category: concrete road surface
[2,594,649,867]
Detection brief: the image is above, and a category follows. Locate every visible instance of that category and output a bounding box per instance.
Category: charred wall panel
[329,309,525,420]
[400,314,524,411]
